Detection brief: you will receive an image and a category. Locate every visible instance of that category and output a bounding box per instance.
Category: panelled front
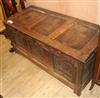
[6,26,52,69]
[53,55,74,82]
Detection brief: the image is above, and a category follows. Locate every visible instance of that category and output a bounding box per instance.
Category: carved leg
[9,42,16,53]
[76,90,81,96]
[74,88,81,96]
[76,92,81,96]
[89,81,95,90]
[9,47,16,53]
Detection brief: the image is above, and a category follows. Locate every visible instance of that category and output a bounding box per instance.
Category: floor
[0,34,100,98]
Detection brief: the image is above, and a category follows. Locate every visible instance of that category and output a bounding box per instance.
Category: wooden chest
[4,6,100,96]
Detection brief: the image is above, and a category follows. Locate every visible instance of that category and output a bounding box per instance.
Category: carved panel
[53,55,73,82]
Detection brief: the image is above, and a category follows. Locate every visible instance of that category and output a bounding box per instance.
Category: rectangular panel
[15,9,46,28]
[30,39,52,69]
[31,15,65,36]
[53,55,74,82]
[56,20,98,50]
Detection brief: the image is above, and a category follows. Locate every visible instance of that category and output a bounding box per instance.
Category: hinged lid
[4,6,100,63]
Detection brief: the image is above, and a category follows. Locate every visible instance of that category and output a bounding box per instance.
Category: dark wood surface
[90,33,100,89]
[4,6,100,96]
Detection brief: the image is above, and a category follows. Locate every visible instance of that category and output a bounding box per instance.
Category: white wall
[97,1,100,24]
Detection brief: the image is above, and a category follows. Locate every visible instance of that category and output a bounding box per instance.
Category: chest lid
[4,6,100,63]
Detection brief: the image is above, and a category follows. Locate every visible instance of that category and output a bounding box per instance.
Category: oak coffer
[4,6,100,96]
